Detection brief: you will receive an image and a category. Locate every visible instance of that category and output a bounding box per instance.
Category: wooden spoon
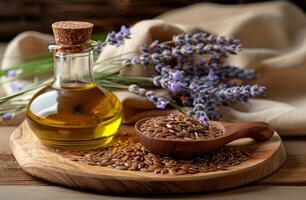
[135,118,274,158]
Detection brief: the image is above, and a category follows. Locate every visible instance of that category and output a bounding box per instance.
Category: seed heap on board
[140,114,223,140]
[59,120,251,175]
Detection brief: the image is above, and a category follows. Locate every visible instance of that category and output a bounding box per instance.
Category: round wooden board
[9,121,286,194]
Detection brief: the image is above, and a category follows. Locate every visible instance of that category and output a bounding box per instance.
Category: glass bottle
[26,21,122,150]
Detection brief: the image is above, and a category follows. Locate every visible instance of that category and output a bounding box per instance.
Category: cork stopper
[52,21,93,45]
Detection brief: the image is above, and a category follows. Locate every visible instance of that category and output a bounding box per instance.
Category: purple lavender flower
[106,32,117,45]
[139,44,149,53]
[146,91,169,109]
[106,25,131,47]
[125,31,265,123]
[2,112,13,121]
[139,52,150,65]
[216,35,226,43]
[184,34,193,43]
[145,90,157,102]
[156,97,169,109]
[195,111,208,124]
[128,84,169,109]
[181,44,194,56]
[193,103,205,111]
[161,49,172,60]
[149,40,160,52]
[6,69,17,78]
[175,33,241,58]
[152,68,186,94]
[207,34,217,42]
[218,64,258,80]
[169,81,184,93]
[94,41,105,54]
[119,25,131,38]
[138,88,146,97]
[130,56,140,65]
[173,34,184,45]
[251,84,266,96]
[10,83,23,92]
[195,33,207,43]
[172,70,184,82]
[153,76,162,87]
[154,63,164,73]
[204,100,221,120]
[195,43,205,54]
[128,84,139,94]
[130,46,172,67]
[217,85,266,103]
[160,44,170,51]
[171,46,182,57]
[151,53,162,64]
[206,68,218,82]
[203,44,213,53]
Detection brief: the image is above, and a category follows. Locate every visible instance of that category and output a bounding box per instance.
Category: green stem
[0,68,53,84]
[104,76,153,86]
[95,51,138,65]
[96,62,131,78]
[97,80,129,89]
[161,41,175,45]
[169,100,187,114]
[95,40,174,65]
[0,79,52,104]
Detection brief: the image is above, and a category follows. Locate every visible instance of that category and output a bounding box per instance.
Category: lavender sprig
[95,25,131,53]
[6,69,18,78]
[153,69,186,94]
[128,84,170,109]
[217,85,266,103]
[2,112,13,121]
[124,32,265,124]
[173,33,242,55]
[106,25,131,47]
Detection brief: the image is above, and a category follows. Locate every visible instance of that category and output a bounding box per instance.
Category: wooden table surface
[1,126,306,200]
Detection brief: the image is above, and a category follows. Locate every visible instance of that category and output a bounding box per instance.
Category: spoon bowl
[135,117,274,158]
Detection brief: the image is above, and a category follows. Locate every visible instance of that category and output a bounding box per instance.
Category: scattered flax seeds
[140,114,223,140]
[58,129,251,175]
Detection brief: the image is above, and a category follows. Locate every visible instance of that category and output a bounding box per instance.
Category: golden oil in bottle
[26,21,122,150]
[26,82,122,149]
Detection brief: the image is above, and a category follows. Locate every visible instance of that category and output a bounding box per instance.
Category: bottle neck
[52,48,95,89]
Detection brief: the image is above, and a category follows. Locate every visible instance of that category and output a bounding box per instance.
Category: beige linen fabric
[1,1,306,135]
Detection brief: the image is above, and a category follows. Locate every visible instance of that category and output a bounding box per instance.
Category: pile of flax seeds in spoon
[60,114,251,175]
[140,114,223,140]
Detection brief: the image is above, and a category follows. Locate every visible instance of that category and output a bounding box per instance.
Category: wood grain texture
[8,121,286,194]
[3,153,306,186]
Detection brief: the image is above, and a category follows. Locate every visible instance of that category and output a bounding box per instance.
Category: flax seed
[140,114,222,140]
[58,125,251,176]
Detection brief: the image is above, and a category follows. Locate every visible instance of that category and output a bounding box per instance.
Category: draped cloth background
[1,1,306,136]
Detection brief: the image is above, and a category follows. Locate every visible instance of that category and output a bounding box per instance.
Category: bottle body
[26,40,123,150]
[26,82,122,149]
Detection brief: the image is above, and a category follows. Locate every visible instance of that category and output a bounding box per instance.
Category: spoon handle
[223,121,274,141]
